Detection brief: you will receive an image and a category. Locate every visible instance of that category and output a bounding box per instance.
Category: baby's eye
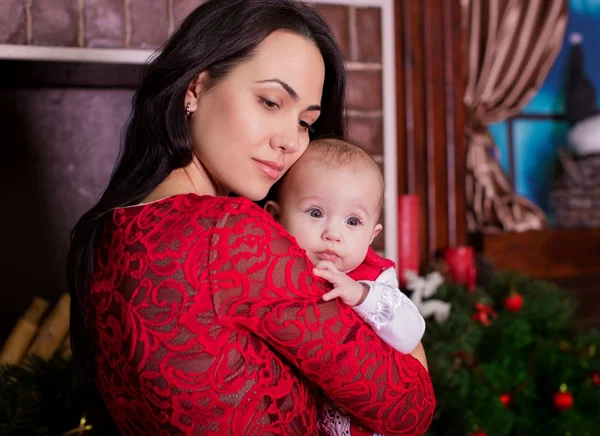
[346,217,361,226]
[307,208,323,218]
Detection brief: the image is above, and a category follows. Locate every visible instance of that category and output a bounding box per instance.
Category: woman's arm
[210,203,435,436]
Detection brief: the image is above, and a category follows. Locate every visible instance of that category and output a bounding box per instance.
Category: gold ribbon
[62,415,93,436]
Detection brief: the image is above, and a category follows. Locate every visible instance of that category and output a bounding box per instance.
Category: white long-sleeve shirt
[352,266,425,353]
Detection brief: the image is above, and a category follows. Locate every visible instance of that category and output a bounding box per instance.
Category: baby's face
[274,159,382,272]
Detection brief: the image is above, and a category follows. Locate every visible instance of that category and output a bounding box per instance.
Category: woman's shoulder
[189,194,274,224]
[113,193,276,229]
[206,196,285,233]
[203,195,268,217]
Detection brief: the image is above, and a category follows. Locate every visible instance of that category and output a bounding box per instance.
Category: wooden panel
[395,0,468,265]
[446,0,468,248]
[424,0,450,256]
[475,228,600,278]
[394,0,407,197]
[400,0,428,261]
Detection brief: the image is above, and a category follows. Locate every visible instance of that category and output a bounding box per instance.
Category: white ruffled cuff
[353,281,401,330]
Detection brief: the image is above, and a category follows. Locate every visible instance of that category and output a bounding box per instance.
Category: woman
[67,0,435,434]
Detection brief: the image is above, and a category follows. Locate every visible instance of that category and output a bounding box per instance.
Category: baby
[265,137,427,436]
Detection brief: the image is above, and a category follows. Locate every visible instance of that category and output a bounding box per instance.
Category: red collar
[347,248,395,281]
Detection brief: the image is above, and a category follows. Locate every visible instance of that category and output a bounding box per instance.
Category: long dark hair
[67,0,346,373]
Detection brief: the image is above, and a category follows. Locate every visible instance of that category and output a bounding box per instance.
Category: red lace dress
[86,194,435,435]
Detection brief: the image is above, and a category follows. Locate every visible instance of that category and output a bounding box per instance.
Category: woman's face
[187,30,326,201]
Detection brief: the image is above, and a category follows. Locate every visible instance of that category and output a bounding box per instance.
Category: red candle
[443,246,476,291]
[397,195,420,283]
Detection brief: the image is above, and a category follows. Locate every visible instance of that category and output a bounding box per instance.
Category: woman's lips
[253,158,284,180]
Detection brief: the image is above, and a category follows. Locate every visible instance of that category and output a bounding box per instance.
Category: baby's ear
[370,223,383,244]
[264,200,282,222]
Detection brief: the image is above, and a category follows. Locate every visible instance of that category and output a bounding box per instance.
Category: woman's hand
[313,261,369,307]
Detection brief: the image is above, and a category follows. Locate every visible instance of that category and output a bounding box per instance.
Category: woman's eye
[308,208,322,218]
[299,120,315,134]
[347,217,361,226]
[261,98,279,109]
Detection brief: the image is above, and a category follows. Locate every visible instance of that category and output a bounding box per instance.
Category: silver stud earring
[185,102,191,118]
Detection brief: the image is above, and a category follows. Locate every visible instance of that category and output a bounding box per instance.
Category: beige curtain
[463,0,568,234]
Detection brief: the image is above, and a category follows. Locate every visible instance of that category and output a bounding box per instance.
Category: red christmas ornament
[499,393,511,407]
[472,302,497,326]
[591,371,600,387]
[504,292,524,312]
[553,384,574,411]
[471,431,487,436]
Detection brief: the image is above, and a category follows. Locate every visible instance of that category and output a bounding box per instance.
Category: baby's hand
[312,261,369,307]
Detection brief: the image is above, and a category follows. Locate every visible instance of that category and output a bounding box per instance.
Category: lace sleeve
[210,207,435,436]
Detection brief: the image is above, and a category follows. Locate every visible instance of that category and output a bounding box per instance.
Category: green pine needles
[423,271,600,436]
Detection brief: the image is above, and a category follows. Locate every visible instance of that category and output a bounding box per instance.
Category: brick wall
[0,1,388,340]
[1,1,387,244]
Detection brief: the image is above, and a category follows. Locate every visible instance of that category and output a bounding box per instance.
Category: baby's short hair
[280,137,385,214]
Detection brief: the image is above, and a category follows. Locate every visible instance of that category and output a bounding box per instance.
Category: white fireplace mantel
[0,44,156,64]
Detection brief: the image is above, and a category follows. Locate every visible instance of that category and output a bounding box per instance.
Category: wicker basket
[549,148,600,228]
